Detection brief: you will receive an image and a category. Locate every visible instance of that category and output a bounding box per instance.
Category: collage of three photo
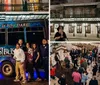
[0,0,100,85]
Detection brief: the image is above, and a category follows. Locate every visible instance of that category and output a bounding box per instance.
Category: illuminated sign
[0,22,43,29]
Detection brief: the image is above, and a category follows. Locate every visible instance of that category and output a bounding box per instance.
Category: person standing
[14,43,26,83]
[54,26,68,41]
[89,77,98,85]
[40,39,49,81]
[81,72,88,85]
[92,63,98,76]
[72,69,81,85]
[32,43,41,81]
[18,39,26,51]
[58,74,66,85]
[26,43,33,81]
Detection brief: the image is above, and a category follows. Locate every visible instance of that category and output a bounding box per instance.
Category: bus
[0,12,49,77]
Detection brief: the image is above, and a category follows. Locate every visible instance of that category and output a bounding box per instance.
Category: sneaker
[22,80,27,84]
[14,79,20,82]
[36,78,42,81]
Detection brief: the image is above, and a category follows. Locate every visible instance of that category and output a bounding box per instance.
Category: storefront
[0,13,49,45]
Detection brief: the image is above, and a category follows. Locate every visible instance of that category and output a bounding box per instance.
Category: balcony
[0,3,49,12]
[51,13,98,18]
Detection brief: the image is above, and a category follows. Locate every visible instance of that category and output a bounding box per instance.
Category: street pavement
[0,77,48,85]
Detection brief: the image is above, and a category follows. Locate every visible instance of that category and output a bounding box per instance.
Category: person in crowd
[92,46,98,62]
[78,66,85,75]
[32,43,41,81]
[87,53,92,65]
[76,48,81,58]
[92,63,98,76]
[80,57,85,66]
[13,43,26,83]
[54,52,60,66]
[81,71,88,85]
[58,74,66,85]
[40,39,49,81]
[70,48,78,68]
[98,57,100,77]
[25,43,33,81]
[82,47,88,58]
[50,66,56,80]
[89,77,98,85]
[64,51,72,64]
[72,69,81,85]
[18,39,25,51]
[81,58,87,70]
[54,26,68,41]
[64,56,70,68]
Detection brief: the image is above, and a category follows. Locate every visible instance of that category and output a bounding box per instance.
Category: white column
[74,23,77,36]
[82,23,86,36]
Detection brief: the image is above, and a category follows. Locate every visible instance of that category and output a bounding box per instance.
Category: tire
[1,61,14,77]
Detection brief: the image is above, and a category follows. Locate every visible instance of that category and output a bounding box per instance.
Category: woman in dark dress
[32,43,42,81]
[54,26,68,41]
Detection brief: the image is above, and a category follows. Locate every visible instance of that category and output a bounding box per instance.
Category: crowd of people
[13,39,49,83]
[50,45,100,85]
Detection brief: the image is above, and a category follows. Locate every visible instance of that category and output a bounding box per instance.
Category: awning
[0,12,49,21]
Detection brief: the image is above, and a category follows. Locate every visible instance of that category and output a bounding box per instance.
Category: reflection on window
[77,24,82,33]
[69,24,74,33]
[86,25,91,33]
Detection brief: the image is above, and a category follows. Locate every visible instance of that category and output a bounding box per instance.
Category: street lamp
[85,23,88,37]
[96,23,100,38]
[72,23,75,36]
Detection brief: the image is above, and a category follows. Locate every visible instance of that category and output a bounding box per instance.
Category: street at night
[0,77,48,85]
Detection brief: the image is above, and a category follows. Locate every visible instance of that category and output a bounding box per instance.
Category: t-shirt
[72,72,81,83]
[54,32,67,41]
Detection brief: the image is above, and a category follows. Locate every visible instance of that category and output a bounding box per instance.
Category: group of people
[50,45,100,85]
[13,39,49,83]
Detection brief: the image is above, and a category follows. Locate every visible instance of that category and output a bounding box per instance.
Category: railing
[51,14,97,18]
[0,3,49,11]
[51,0,66,5]
[51,0,100,5]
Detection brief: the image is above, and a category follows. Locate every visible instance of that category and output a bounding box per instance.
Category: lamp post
[85,23,88,37]
[72,23,75,36]
[97,23,100,38]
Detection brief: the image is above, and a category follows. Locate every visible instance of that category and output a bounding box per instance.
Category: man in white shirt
[14,43,26,83]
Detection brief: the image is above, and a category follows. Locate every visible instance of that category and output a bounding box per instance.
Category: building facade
[50,0,100,41]
[0,0,49,11]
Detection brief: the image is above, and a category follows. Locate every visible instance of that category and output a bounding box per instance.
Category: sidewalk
[21,81,48,85]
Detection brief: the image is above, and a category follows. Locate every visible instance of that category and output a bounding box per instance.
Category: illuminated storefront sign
[0,21,43,29]
[51,18,100,22]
